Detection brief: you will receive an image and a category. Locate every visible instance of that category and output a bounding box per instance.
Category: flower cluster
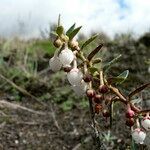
[131,113,150,144]
[49,19,150,146]
[49,42,87,96]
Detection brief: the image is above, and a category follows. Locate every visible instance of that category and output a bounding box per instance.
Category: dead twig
[0,73,46,107]
[50,104,64,134]
[0,100,47,115]
[15,121,50,126]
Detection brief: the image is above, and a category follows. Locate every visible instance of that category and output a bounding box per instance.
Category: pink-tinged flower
[72,81,87,96]
[99,85,108,93]
[141,117,150,131]
[59,48,74,67]
[49,56,62,72]
[126,118,135,127]
[126,109,135,118]
[86,89,95,98]
[132,128,146,144]
[67,68,83,86]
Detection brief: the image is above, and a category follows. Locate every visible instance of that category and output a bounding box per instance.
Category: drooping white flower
[49,49,62,72]
[72,81,87,96]
[141,117,150,131]
[59,48,74,67]
[132,128,146,144]
[49,55,62,72]
[67,68,83,86]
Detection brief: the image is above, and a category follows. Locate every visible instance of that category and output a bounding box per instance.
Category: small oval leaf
[51,31,58,37]
[128,83,150,99]
[88,67,99,74]
[87,44,103,61]
[130,97,142,104]
[117,70,129,84]
[92,58,102,64]
[56,26,64,36]
[107,70,129,85]
[103,54,122,72]
[58,14,61,26]
[68,26,82,40]
[81,34,98,50]
[66,23,76,36]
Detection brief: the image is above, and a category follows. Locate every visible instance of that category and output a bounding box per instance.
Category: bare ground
[0,98,149,150]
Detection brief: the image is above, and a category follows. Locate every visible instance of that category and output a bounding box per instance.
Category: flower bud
[67,68,83,85]
[53,38,62,48]
[74,46,80,51]
[95,104,102,114]
[99,85,108,93]
[83,74,92,82]
[86,89,95,98]
[72,81,87,96]
[102,109,110,118]
[94,94,103,104]
[126,109,135,118]
[61,35,69,42]
[49,56,62,72]
[132,128,146,144]
[141,117,150,131]
[126,118,135,127]
[69,40,79,50]
[59,48,74,67]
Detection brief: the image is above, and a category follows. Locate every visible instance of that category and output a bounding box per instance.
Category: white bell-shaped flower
[49,55,62,72]
[132,128,146,144]
[49,49,62,72]
[72,81,87,96]
[141,117,150,131]
[67,68,83,86]
[59,48,74,67]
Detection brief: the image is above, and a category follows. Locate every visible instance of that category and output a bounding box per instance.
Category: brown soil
[1,98,148,150]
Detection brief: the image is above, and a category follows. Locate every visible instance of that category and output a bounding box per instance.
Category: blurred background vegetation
[0,27,149,110]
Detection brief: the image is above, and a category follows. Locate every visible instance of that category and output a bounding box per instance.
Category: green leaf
[87,44,103,61]
[51,31,58,37]
[58,14,61,26]
[92,58,102,64]
[117,70,129,80]
[128,83,150,99]
[56,26,64,36]
[68,26,82,40]
[81,34,98,49]
[88,67,99,74]
[107,70,129,85]
[116,70,129,84]
[66,23,76,36]
[130,97,142,104]
[103,54,122,72]
[93,71,100,77]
